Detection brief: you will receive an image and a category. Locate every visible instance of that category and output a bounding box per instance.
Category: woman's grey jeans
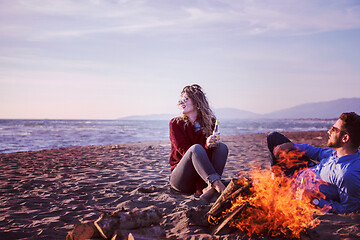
[170,142,228,193]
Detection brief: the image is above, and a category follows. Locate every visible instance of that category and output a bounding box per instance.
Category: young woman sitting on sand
[168,84,228,200]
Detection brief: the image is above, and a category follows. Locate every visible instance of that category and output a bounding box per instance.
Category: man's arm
[293,143,334,161]
[317,172,360,214]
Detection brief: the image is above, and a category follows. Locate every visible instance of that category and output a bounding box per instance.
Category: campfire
[208,150,327,238]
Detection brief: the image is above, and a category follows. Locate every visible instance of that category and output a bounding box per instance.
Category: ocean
[0,119,334,154]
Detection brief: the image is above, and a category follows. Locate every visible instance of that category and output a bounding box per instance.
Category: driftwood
[67,205,163,240]
[66,222,101,240]
[126,227,164,240]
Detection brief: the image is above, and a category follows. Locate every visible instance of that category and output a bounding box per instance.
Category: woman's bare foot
[212,179,226,193]
[199,187,217,201]
[199,180,225,201]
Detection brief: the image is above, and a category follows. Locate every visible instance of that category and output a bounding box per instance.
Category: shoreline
[1,118,334,155]
[1,131,359,239]
[0,130,328,156]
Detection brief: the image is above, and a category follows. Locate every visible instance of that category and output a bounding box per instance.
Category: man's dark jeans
[267,132,315,177]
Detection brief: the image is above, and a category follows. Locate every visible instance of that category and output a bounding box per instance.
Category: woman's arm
[169,119,192,156]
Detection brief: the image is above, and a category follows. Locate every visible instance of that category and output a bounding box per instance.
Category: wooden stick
[229,182,252,202]
[208,181,252,223]
[212,203,248,235]
[208,179,242,216]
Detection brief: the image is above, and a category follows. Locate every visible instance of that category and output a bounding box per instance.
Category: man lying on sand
[268,112,360,213]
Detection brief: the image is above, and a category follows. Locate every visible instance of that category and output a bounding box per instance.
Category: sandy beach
[1,131,359,239]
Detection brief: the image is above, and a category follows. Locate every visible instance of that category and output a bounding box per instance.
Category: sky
[0,0,359,119]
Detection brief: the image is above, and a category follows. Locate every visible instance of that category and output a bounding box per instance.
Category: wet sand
[1,131,359,239]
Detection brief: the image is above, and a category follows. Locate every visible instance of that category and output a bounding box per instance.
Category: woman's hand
[206,135,220,148]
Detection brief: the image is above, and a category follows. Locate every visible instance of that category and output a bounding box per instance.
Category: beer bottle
[212,120,220,145]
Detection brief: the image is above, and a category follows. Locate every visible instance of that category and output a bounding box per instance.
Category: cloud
[1,0,359,41]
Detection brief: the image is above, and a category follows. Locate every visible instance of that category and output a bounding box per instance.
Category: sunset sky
[1,0,359,119]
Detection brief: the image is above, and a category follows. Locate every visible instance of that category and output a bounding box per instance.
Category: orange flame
[276,149,307,170]
[222,151,328,238]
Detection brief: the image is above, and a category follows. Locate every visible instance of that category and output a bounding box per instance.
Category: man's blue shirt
[294,143,360,213]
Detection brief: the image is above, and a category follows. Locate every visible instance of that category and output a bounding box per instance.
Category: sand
[1,131,359,239]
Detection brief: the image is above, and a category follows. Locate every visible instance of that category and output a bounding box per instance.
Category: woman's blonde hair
[179,84,215,137]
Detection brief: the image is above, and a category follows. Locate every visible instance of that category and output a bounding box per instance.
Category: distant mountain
[120,113,177,120]
[119,98,360,120]
[214,108,261,119]
[263,98,360,119]
[119,109,260,120]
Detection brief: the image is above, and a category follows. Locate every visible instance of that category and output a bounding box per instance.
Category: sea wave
[0,119,333,154]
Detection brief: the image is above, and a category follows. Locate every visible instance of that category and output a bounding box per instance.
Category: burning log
[212,202,249,235]
[208,165,322,238]
[207,178,253,225]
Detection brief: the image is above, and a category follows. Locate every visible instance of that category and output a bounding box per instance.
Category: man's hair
[340,112,360,149]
